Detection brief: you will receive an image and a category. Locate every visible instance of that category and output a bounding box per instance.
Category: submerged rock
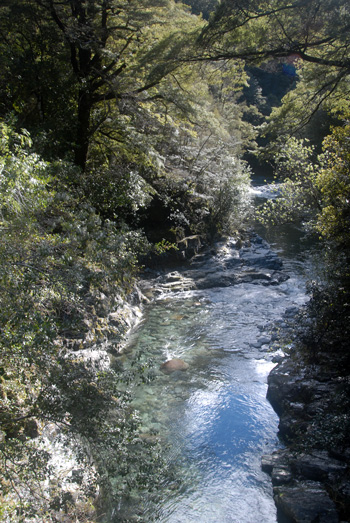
[160,358,189,373]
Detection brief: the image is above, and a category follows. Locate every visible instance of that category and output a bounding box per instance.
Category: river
[110,182,314,522]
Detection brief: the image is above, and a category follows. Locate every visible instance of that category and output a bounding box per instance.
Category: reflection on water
[115,263,308,521]
[110,183,316,521]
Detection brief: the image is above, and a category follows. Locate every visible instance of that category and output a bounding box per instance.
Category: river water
[112,183,314,522]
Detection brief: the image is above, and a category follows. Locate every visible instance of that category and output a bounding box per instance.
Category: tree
[197,0,350,135]
[0,0,202,170]
[315,118,350,255]
[179,0,219,19]
[257,115,350,243]
[0,1,254,243]
[201,0,350,67]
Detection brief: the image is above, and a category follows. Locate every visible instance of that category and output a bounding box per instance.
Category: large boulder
[274,481,339,523]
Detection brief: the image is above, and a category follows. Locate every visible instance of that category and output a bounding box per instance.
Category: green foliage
[146,59,253,238]
[257,118,350,259]
[0,1,260,516]
[315,121,350,253]
[0,1,76,158]
[0,0,252,243]
[0,120,50,219]
[0,121,167,521]
[0,0,206,169]
[257,136,321,226]
[154,239,179,254]
[203,0,350,67]
[180,0,219,19]
[201,0,350,145]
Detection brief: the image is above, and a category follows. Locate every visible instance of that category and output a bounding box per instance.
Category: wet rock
[284,306,299,317]
[239,234,284,271]
[263,449,348,491]
[237,271,273,284]
[267,359,306,416]
[278,414,308,441]
[266,350,350,522]
[271,350,286,364]
[160,358,189,373]
[194,271,237,289]
[152,232,288,291]
[165,271,184,282]
[274,481,339,523]
[258,335,271,345]
[262,451,289,474]
[272,465,293,486]
[270,271,290,284]
[139,433,160,445]
[224,257,242,269]
[267,358,342,443]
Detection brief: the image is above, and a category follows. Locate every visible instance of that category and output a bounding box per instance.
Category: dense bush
[0,121,166,521]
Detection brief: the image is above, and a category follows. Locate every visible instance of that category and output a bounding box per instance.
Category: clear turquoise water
[110,182,314,522]
[114,256,308,522]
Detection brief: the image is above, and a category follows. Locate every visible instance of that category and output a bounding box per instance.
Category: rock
[291,451,347,482]
[258,335,271,345]
[266,349,350,522]
[271,465,293,486]
[284,306,299,317]
[160,358,189,373]
[267,358,308,417]
[165,271,184,282]
[278,413,308,442]
[272,350,286,364]
[237,271,272,284]
[239,234,284,271]
[262,448,348,490]
[270,271,290,284]
[69,349,111,371]
[194,271,237,289]
[225,257,242,269]
[152,232,288,291]
[139,433,160,444]
[274,481,339,523]
[262,451,288,473]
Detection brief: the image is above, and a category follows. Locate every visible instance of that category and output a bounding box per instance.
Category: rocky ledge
[264,355,350,522]
[142,231,289,295]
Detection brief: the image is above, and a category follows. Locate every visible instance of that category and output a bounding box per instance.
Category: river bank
[263,338,350,522]
[38,226,350,523]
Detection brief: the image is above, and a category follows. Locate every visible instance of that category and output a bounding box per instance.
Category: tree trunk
[74,89,91,170]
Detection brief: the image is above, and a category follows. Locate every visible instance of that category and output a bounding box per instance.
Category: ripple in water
[112,239,311,521]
